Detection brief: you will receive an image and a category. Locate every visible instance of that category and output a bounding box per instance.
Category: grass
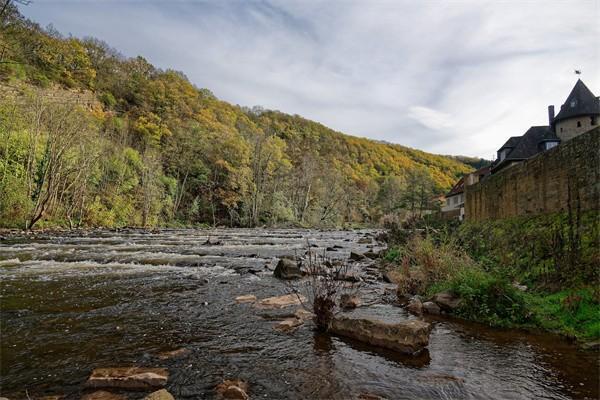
[526,287,600,340]
[383,212,600,342]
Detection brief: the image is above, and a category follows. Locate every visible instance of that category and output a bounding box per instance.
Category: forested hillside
[0,6,472,229]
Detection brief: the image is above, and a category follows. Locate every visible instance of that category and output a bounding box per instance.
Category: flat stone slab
[256,294,306,309]
[235,294,257,304]
[330,315,431,355]
[86,367,168,390]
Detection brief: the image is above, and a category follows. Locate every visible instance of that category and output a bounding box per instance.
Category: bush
[430,268,529,326]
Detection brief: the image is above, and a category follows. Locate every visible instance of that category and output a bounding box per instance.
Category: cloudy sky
[20,0,600,158]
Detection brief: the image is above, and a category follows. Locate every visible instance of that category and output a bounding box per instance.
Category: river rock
[358,393,388,400]
[81,391,126,400]
[357,237,372,244]
[335,267,362,282]
[273,258,303,279]
[349,252,367,261]
[216,379,249,400]
[158,347,191,360]
[422,301,441,315]
[274,317,303,332]
[330,316,431,354]
[432,290,462,312]
[407,297,423,315]
[144,389,175,400]
[294,308,314,321]
[582,340,600,351]
[85,367,168,390]
[235,295,257,304]
[257,294,306,309]
[382,269,399,284]
[340,293,360,309]
[363,250,380,259]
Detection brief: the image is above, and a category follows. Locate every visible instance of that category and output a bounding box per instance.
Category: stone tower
[550,79,600,141]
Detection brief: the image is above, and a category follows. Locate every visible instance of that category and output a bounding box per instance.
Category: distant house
[442,166,490,220]
[492,79,599,173]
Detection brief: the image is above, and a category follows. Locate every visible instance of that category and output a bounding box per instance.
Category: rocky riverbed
[0,229,598,399]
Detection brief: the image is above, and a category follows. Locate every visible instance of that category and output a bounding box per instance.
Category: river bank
[1,229,598,399]
[381,212,600,348]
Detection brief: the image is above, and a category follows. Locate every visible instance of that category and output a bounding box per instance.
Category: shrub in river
[288,244,359,331]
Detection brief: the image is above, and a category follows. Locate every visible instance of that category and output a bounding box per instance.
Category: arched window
[577,121,582,127]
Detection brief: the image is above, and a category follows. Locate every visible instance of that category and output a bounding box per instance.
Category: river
[0,229,597,399]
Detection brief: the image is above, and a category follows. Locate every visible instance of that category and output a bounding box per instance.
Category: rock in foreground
[86,367,168,390]
[330,316,431,354]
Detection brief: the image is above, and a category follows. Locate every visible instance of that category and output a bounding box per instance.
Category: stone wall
[465,127,600,221]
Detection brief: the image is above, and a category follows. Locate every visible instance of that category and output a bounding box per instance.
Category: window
[560,127,564,132]
[577,121,581,127]
[592,116,597,126]
[570,100,577,107]
[545,141,558,150]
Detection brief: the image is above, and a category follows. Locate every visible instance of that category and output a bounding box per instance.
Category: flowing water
[0,229,597,400]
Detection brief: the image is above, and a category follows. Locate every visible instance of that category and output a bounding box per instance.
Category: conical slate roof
[553,79,600,123]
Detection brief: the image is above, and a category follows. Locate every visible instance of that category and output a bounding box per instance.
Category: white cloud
[408,106,455,131]
[20,0,600,158]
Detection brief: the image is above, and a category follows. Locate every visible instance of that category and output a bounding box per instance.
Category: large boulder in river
[273,258,303,279]
[330,316,431,354]
[432,290,462,312]
[85,367,168,390]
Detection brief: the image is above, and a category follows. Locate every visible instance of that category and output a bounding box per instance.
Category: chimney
[548,105,555,126]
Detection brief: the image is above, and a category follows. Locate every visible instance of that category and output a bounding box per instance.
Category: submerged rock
[256,294,306,309]
[81,391,126,400]
[273,258,303,279]
[215,379,249,400]
[85,367,168,390]
[157,347,191,360]
[358,393,388,400]
[432,290,462,312]
[340,293,360,310]
[235,295,257,304]
[330,316,431,354]
[144,389,175,400]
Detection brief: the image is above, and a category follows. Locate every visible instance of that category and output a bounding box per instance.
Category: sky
[19,0,600,158]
